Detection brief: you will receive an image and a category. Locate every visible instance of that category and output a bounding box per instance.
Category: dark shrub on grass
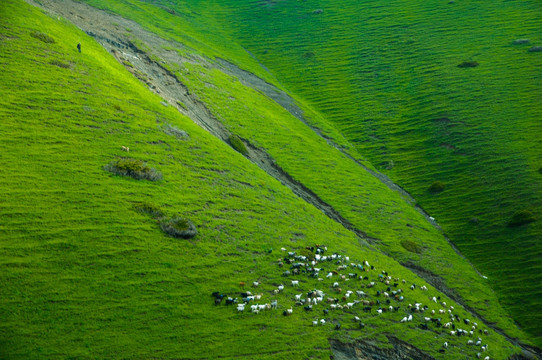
[160,217,197,239]
[299,248,314,260]
[428,181,445,193]
[508,210,535,227]
[528,46,542,52]
[458,61,479,68]
[163,123,188,139]
[401,239,422,254]
[229,135,248,155]
[30,31,55,43]
[539,167,542,174]
[134,202,164,218]
[49,59,70,68]
[104,158,162,181]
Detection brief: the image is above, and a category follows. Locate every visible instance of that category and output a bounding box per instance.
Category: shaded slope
[203,0,542,343]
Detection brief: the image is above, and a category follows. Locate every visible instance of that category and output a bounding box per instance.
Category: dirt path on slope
[25,1,541,357]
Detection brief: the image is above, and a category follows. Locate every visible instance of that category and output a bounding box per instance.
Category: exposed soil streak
[330,336,435,360]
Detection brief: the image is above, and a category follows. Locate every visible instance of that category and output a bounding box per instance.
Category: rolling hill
[0,0,540,358]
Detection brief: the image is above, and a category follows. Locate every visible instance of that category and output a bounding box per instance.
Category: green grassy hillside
[194,0,542,342]
[59,0,541,347]
[0,0,538,358]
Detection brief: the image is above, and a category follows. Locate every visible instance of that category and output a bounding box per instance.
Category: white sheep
[291,280,299,287]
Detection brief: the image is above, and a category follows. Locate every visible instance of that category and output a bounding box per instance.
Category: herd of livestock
[211,244,493,359]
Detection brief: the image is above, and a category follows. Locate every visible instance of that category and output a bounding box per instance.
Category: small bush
[49,60,70,68]
[229,135,248,155]
[401,239,422,254]
[160,217,197,239]
[508,210,535,227]
[104,158,162,181]
[176,101,188,110]
[428,181,445,193]
[512,39,530,45]
[30,31,55,44]
[134,202,164,218]
[163,123,188,139]
[299,248,314,260]
[458,61,479,68]
[528,46,542,53]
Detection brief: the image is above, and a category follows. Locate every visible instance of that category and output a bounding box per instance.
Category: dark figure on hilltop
[77,42,81,53]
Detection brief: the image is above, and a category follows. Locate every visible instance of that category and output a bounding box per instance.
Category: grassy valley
[0,0,540,358]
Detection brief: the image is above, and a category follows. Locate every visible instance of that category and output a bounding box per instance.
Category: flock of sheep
[211,244,494,359]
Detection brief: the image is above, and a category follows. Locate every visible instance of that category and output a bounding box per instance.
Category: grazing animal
[312,320,318,326]
[226,297,237,305]
[291,280,299,287]
[121,146,129,152]
[400,316,408,323]
[320,319,326,325]
[271,300,277,309]
[444,342,448,348]
[278,285,284,292]
[335,323,341,330]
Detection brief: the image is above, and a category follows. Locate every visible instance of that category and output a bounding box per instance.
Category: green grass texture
[199,0,541,342]
[69,0,541,346]
[0,0,537,358]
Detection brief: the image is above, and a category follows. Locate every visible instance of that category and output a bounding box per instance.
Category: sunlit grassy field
[0,0,538,357]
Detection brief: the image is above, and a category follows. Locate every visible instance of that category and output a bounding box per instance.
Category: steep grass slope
[0,0,536,358]
[52,0,541,348]
[198,0,542,342]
